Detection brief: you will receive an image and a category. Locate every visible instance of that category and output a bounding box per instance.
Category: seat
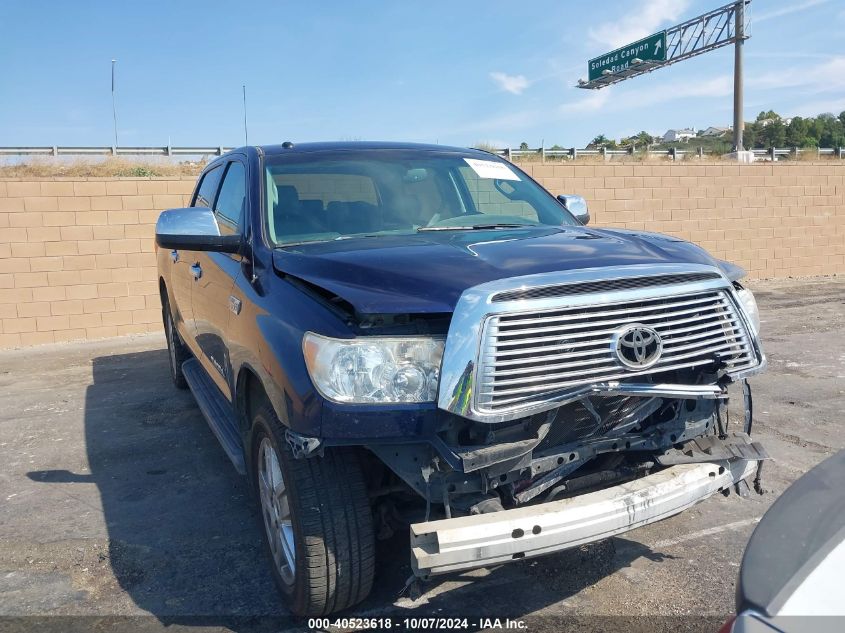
[273,185,324,237]
[300,199,326,227]
[325,200,381,235]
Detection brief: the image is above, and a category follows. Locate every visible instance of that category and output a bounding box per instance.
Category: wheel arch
[235,362,287,491]
[236,363,273,433]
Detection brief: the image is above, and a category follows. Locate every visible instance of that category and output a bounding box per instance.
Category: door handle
[190,263,202,280]
[228,295,242,315]
[170,250,179,263]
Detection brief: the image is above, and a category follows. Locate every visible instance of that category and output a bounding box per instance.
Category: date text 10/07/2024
[307,617,528,630]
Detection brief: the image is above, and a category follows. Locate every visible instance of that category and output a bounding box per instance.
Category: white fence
[496,146,845,161]
[0,145,843,161]
[0,146,232,157]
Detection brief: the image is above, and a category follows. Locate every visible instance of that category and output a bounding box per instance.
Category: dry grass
[0,158,206,178]
[509,152,842,164]
[471,142,501,154]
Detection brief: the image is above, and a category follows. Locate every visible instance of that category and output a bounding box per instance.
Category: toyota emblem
[613,324,663,369]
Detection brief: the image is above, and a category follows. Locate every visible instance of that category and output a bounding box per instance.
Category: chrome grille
[491,272,722,302]
[476,290,759,413]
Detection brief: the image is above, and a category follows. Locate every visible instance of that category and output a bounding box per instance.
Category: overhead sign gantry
[578,1,751,151]
[588,32,667,82]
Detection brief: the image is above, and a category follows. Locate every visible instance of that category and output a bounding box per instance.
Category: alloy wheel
[258,437,296,585]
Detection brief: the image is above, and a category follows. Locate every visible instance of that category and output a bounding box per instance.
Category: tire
[250,402,375,616]
[162,297,189,390]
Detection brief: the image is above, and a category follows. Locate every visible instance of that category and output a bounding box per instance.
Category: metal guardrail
[492,146,845,161]
[0,146,232,157]
[0,145,842,161]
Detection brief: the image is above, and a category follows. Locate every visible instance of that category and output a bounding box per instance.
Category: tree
[588,134,616,149]
[633,131,654,148]
[785,117,807,147]
[760,118,786,147]
[744,122,761,149]
[519,141,529,151]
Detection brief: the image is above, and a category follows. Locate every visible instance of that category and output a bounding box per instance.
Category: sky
[1,0,844,149]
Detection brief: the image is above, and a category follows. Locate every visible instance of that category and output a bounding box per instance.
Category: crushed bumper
[410,459,758,578]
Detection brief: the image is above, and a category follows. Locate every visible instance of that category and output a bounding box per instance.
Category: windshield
[264,150,579,246]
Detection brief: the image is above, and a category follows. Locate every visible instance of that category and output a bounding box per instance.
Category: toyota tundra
[155,142,767,616]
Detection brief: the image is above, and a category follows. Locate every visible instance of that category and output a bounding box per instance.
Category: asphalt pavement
[0,277,842,633]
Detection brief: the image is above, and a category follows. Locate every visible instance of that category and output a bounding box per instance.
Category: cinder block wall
[0,162,843,349]
[0,177,194,348]
[519,162,845,279]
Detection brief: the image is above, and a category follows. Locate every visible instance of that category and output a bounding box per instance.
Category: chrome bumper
[410,459,758,578]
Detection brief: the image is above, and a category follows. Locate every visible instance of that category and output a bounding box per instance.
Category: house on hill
[759,117,793,127]
[662,128,696,142]
[701,126,732,137]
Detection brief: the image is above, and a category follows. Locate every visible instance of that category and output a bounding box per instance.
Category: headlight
[735,287,760,335]
[302,333,444,404]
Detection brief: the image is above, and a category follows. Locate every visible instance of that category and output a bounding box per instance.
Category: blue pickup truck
[155,142,767,616]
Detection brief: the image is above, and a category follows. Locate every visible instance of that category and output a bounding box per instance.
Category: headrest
[326,200,349,213]
[276,185,300,209]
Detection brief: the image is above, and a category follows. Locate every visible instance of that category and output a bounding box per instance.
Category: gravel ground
[0,277,842,633]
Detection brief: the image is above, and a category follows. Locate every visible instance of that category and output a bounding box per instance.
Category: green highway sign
[588,31,667,82]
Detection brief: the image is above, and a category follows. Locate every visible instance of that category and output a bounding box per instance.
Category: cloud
[558,90,611,114]
[747,51,837,60]
[446,72,735,141]
[750,56,845,93]
[642,75,734,104]
[489,72,529,95]
[588,0,692,49]
[565,75,732,115]
[445,108,542,136]
[790,98,845,118]
[756,0,830,23]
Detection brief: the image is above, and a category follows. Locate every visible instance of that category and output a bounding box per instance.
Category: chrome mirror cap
[557,194,590,225]
[155,207,240,253]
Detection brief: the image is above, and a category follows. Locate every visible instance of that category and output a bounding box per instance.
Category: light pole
[242,84,249,146]
[111,59,119,148]
[732,1,745,152]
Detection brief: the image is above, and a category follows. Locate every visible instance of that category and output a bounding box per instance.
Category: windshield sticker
[463,158,521,181]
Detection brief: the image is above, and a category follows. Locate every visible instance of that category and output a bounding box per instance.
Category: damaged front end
[369,265,769,577]
[373,374,766,517]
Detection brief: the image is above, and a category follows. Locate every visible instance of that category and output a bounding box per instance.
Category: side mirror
[557,194,590,225]
[155,207,240,253]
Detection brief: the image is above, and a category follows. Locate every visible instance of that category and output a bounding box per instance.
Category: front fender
[227,273,353,438]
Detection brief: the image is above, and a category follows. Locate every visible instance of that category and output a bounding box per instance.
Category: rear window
[273,173,378,207]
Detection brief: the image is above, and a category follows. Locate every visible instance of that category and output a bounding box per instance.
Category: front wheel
[251,403,375,616]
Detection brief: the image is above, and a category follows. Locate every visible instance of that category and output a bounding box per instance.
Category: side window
[214,161,246,233]
[193,166,223,208]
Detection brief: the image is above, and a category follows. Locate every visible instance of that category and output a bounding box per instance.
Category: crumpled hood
[272,226,719,314]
